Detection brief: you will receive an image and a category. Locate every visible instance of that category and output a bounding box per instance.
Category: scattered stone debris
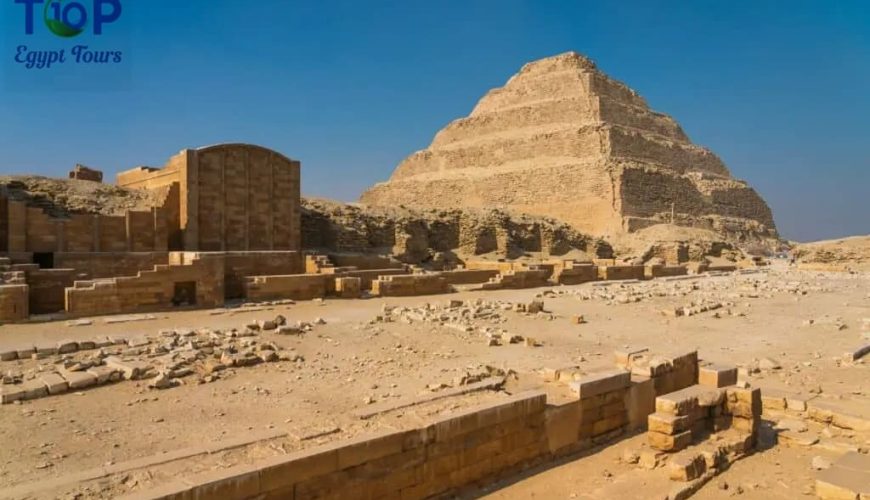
[0,324,306,404]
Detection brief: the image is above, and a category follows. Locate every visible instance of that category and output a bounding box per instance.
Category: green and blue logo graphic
[15,0,122,37]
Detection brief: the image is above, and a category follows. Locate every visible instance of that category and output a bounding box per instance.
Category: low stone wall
[0,284,28,322]
[647,385,760,453]
[119,352,719,500]
[440,269,500,285]
[481,268,551,290]
[54,252,170,280]
[222,251,305,299]
[597,265,646,281]
[243,274,329,301]
[327,253,403,270]
[464,260,522,273]
[121,391,550,500]
[551,261,597,285]
[337,268,408,289]
[64,254,225,317]
[371,274,450,297]
[25,268,77,314]
[644,265,688,279]
[334,277,361,299]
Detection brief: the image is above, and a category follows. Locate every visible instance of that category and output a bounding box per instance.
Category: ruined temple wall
[0,196,8,253]
[5,200,167,254]
[65,253,225,317]
[191,145,301,252]
[26,268,77,314]
[118,145,302,253]
[243,274,329,301]
[54,252,170,279]
[0,284,28,322]
[222,251,305,299]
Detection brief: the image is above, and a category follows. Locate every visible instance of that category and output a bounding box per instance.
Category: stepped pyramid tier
[360,52,776,241]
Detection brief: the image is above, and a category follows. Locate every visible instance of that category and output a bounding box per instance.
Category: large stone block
[698,364,737,388]
[569,369,630,400]
[648,430,692,452]
[648,412,691,435]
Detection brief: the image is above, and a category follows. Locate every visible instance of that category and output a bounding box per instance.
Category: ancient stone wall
[53,252,169,280]
[0,284,28,322]
[243,274,329,301]
[64,253,224,317]
[3,200,167,254]
[118,144,301,252]
[222,251,305,299]
[371,274,451,297]
[25,268,77,314]
[302,199,612,264]
[0,196,7,253]
[597,265,645,281]
[68,165,103,183]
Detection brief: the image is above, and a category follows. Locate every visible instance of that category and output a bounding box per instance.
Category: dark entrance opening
[33,252,54,269]
[172,281,197,307]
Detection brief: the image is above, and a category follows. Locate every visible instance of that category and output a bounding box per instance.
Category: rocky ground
[795,235,870,272]
[0,176,162,217]
[0,262,868,499]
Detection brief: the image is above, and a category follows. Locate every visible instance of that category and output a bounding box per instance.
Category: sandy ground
[0,262,868,498]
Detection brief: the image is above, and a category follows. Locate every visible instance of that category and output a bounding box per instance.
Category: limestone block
[40,373,69,395]
[0,385,25,404]
[62,371,98,390]
[88,366,122,384]
[20,380,48,400]
[815,466,870,499]
[626,374,656,431]
[668,452,706,481]
[614,347,649,369]
[105,356,152,380]
[698,364,737,388]
[648,430,692,452]
[569,369,630,399]
[648,412,691,435]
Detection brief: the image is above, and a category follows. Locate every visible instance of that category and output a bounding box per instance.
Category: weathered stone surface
[61,371,98,390]
[361,52,777,243]
[40,373,69,395]
[569,369,630,399]
[698,364,737,388]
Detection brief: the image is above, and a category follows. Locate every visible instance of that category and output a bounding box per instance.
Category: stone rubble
[0,320,315,403]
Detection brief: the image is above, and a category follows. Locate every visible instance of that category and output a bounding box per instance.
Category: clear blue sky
[1,1,867,242]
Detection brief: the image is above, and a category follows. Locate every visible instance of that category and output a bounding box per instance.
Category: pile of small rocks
[0,322,309,404]
[370,299,547,346]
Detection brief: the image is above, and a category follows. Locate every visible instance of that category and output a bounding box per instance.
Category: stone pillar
[7,200,27,253]
[180,149,199,251]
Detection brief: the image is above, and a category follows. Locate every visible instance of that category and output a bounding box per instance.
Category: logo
[15,0,122,37]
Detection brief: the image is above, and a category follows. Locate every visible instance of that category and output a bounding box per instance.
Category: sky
[0,1,867,242]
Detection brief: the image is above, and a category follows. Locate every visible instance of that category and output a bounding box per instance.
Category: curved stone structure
[361,52,776,241]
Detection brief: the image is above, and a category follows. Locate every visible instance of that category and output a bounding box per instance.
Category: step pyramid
[361,52,776,241]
